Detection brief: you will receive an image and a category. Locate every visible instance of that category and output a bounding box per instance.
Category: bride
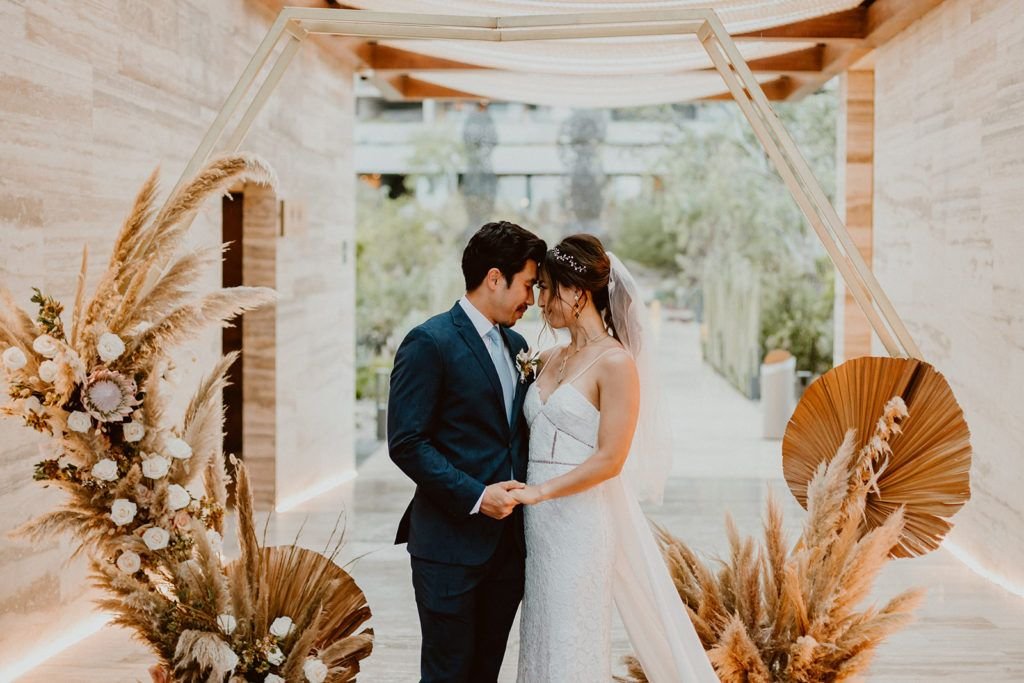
[510,234,719,682]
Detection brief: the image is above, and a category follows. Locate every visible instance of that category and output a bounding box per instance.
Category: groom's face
[494,259,538,326]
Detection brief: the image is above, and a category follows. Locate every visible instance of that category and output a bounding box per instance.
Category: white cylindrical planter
[761,354,796,439]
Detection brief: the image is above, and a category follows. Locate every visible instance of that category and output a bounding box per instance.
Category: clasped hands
[480,480,544,519]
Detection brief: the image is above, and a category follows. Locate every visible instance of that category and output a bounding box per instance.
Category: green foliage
[357,185,458,356]
[405,125,466,178]
[31,287,66,339]
[637,92,838,374]
[760,257,835,377]
[610,195,678,272]
[355,177,467,399]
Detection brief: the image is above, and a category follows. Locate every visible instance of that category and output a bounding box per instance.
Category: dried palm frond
[783,356,971,557]
[247,544,374,678]
[624,396,929,683]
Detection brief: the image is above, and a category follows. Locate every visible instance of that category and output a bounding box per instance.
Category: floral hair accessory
[552,247,586,274]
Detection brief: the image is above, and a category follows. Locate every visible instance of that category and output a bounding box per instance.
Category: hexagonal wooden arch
[175,7,921,359]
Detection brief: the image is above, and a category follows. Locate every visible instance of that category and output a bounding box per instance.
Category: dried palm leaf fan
[220,546,374,681]
[783,356,971,557]
[218,464,374,682]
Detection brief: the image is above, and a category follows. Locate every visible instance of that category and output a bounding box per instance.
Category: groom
[388,221,547,683]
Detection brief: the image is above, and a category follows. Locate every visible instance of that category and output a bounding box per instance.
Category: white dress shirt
[459,296,517,515]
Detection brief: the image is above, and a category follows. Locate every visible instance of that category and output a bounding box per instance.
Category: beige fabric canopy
[342,0,863,106]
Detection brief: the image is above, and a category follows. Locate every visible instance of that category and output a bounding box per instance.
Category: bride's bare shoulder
[595,341,637,378]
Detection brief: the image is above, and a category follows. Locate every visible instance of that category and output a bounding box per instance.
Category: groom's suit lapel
[502,327,528,424]
[450,303,508,428]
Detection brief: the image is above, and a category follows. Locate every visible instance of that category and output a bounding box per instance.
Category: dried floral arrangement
[622,397,927,683]
[1,155,372,682]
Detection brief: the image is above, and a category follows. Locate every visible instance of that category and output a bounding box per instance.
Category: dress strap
[534,347,554,382]
[564,347,621,386]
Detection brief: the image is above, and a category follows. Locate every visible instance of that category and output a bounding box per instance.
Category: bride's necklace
[555,330,607,384]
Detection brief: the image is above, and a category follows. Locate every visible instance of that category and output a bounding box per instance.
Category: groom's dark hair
[462,221,547,291]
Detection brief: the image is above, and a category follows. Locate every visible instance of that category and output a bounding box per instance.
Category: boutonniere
[515,348,542,384]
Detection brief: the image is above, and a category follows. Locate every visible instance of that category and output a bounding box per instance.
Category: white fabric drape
[610,477,720,681]
[604,253,719,680]
[346,0,860,106]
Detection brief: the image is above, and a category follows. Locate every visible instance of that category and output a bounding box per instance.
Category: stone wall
[873,0,1024,586]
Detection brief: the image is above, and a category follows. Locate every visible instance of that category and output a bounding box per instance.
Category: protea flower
[82,369,139,422]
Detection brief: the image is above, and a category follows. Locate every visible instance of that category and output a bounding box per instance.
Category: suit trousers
[410,519,525,683]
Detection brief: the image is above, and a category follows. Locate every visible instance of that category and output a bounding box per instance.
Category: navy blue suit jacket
[388,302,530,566]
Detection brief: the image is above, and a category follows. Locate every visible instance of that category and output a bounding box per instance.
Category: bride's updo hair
[542,234,618,340]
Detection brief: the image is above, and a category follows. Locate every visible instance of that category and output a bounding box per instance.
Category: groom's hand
[480,481,525,520]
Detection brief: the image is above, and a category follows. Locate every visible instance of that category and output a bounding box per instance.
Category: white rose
[2,346,27,370]
[67,410,91,433]
[37,360,59,383]
[303,657,328,683]
[217,613,237,636]
[265,674,285,683]
[167,483,191,511]
[141,455,170,480]
[32,335,59,358]
[164,436,193,460]
[122,420,145,443]
[207,529,224,554]
[142,526,170,551]
[91,458,119,482]
[116,550,141,573]
[269,616,295,638]
[22,396,43,415]
[266,647,285,666]
[97,332,126,363]
[110,498,138,526]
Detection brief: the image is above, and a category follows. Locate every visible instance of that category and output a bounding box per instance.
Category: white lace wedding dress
[517,355,719,682]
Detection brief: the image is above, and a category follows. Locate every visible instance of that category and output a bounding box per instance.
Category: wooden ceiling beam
[355,44,492,72]
[699,44,825,76]
[781,0,943,100]
[701,76,797,102]
[391,75,486,101]
[733,7,867,44]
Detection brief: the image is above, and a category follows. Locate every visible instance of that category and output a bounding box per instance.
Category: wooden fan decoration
[783,356,972,558]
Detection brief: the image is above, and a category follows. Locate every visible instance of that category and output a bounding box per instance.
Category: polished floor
[24,321,1024,681]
